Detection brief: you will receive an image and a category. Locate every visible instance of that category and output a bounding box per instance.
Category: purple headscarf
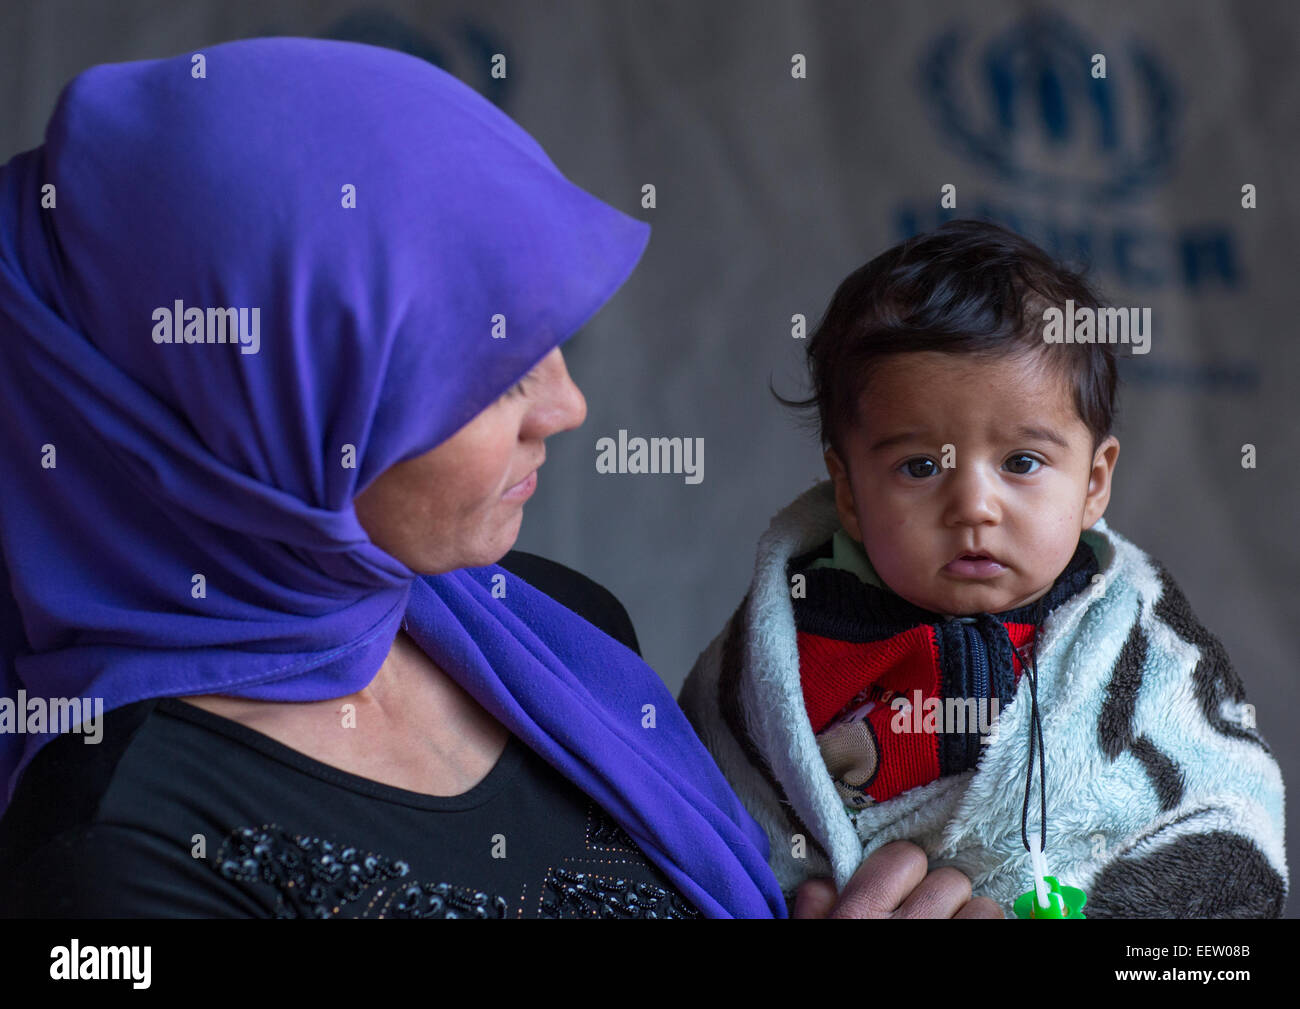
[0,37,785,918]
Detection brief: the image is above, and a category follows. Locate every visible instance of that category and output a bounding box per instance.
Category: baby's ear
[823,448,863,540]
[1082,435,1121,529]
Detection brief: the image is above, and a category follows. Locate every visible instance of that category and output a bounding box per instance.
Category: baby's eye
[1004,454,1042,475]
[900,457,938,479]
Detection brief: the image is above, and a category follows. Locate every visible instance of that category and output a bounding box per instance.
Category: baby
[679,220,1288,918]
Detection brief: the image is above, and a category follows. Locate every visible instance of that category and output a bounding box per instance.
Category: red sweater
[789,539,1099,808]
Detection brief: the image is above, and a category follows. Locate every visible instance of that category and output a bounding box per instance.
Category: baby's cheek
[1026,531,1077,589]
[864,535,908,577]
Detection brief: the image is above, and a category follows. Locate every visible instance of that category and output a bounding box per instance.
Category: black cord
[1010,597,1048,856]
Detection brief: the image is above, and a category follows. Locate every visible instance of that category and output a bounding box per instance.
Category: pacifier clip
[1008,606,1087,919]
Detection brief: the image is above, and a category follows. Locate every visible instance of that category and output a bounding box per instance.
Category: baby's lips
[949,548,1004,565]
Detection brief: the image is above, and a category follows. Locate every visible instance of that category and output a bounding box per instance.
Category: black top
[0,551,697,919]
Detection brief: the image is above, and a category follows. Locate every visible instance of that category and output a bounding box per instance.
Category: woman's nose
[537,348,587,434]
[557,373,587,431]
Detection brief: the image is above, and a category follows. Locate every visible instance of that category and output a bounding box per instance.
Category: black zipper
[959,618,989,767]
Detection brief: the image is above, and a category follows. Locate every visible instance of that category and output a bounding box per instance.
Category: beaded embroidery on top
[587,806,640,852]
[214,825,508,919]
[539,867,700,918]
[212,821,699,919]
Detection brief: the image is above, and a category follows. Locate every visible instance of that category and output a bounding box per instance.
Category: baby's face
[825,350,1119,617]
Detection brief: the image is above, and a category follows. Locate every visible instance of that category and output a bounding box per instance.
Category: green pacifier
[1012,837,1087,919]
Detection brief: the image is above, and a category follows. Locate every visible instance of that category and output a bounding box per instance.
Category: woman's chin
[466,522,525,571]
[400,511,525,575]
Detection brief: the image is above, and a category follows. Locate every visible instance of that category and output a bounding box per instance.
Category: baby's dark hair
[777,219,1119,459]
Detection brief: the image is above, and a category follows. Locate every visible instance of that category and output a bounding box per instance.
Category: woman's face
[353,347,587,574]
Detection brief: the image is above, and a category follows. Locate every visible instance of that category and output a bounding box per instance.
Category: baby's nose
[943,469,1000,525]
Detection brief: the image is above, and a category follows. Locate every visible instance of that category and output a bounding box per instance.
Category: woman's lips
[503,469,537,500]
[943,555,1006,578]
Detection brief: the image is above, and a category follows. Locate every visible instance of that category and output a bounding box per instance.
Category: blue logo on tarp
[897,11,1242,300]
[918,10,1178,202]
[899,11,1254,389]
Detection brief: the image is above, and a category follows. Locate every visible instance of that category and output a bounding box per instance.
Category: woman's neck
[175,628,511,796]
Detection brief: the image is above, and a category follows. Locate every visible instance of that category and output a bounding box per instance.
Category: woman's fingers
[793,840,1008,919]
[826,839,931,918]
[889,864,974,918]
[953,896,1005,919]
[791,877,838,918]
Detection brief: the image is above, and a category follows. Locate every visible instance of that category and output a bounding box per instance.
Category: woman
[0,36,996,919]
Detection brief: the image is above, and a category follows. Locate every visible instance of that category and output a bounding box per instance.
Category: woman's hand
[791,839,1004,918]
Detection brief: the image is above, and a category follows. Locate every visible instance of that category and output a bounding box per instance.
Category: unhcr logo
[918,10,1177,201]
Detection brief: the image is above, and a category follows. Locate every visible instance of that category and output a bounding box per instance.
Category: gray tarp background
[3,0,1296,916]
